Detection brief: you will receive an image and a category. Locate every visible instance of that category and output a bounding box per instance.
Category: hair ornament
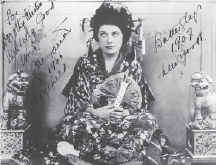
[88,42,93,58]
[86,38,94,58]
[103,0,132,15]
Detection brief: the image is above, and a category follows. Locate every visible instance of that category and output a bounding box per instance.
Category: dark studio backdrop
[1,0,216,152]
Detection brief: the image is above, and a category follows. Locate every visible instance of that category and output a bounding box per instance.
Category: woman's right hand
[86,105,114,119]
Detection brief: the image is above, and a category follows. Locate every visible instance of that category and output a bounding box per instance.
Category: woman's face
[98,25,123,56]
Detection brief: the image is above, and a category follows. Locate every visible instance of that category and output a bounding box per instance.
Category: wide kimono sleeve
[124,57,155,112]
[136,62,155,110]
[63,57,94,115]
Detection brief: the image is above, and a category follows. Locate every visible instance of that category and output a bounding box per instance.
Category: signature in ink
[159,32,202,78]
[31,63,68,110]
[36,1,54,29]
[30,17,71,108]
[154,5,201,53]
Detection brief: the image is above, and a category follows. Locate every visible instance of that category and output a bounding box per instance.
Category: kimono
[58,48,157,164]
[9,49,190,165]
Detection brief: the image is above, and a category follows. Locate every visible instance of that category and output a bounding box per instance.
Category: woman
[9,1,175,165]
[55,2,158,164]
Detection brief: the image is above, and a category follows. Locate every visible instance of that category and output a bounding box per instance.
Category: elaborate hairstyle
[90,1,134,44]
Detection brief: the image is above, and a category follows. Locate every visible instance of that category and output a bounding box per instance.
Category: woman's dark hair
[90,2,134,44]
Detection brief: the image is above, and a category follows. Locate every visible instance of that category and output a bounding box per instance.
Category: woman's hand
[57,141,80,156]
[111,106,130,119]
[86,105,114,119]
[86,105,130,119]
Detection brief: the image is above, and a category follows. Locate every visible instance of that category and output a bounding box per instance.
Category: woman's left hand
[110,106,130,119]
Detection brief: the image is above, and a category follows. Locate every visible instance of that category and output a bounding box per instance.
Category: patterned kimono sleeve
[64,57,93,115]
[134,61,155,111]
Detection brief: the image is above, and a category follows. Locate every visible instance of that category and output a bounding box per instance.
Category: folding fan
[98,72,142,109]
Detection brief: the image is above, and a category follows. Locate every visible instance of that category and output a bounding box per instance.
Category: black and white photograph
[1,0,216,164]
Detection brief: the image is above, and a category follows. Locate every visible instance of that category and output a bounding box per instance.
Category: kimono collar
[94,48,122,61]
[93,48,124,77]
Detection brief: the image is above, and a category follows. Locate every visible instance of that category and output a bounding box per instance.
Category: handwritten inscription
[30,18,71,110]
[159,32,202,78]
[154,5,201,53]
[3,1,54,64]
[3,1,72,111]
[31,18,71,72]
[3,11,34,64]
[154,5,203,78]
[31,62,67,107]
